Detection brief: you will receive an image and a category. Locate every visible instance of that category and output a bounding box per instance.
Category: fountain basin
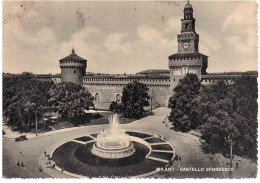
[91,113,136,159]
[92,142,135,159]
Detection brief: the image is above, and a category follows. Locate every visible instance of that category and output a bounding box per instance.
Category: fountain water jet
[92,113,135,159]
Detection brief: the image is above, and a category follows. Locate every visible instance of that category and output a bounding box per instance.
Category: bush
[109,101,123,113]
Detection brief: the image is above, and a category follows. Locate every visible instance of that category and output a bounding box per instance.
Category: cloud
[197,29,222,56]
[221,3,257,70]
[3,26,59,74]
[163,16,182,34]
[100,23,177,73]
[103,33,131,54]
[137,25,163,42]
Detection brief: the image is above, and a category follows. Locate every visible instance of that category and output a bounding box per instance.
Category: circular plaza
[41,131,175,178]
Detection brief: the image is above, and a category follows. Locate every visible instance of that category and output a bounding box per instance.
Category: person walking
[52,162,56,169]
[175,154,179,161]
[236,162,238,169]
[179,156,182,161]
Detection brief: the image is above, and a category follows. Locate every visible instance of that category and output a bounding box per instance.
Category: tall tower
[168,1,208,90]
[59,49,87,85]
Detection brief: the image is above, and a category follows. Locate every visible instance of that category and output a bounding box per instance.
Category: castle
[49,1,255,109]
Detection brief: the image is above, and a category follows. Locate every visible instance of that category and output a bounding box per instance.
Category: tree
[230,77,258,159]
[121,81,150,119]
[109,101,123,113]
[48,82,94,124]
[3,74,54,132]
[168,73,201,132]
[199,77,258,160]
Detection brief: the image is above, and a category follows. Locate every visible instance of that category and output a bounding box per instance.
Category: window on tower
[182,66,188,75]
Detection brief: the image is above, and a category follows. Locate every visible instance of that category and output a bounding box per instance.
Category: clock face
[185,23,190,29]
[182,42,190,50]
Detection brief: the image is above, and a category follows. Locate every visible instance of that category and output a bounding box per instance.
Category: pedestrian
[17,160,20,166]
[44,150,47,156]
[52,162,56,169]
[175,154,179,161]
[39,166,42,172]
[21,161,25,167]
[236,162,238,169]
[179,156,181,161]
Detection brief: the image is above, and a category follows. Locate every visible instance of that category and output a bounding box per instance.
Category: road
[3,107,223,178]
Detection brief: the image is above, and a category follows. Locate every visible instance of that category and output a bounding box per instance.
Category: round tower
[59,49,87,85]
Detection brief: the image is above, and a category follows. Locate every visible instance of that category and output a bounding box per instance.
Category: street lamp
[150,96,153,116]
[225,134,233,178]
[150,89,153,116]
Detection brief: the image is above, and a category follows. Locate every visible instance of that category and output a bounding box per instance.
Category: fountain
[92,113,135,159]
[48,112,175,177]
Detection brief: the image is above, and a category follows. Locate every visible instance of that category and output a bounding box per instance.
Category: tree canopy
[3,73,54,131]
[48,82,94,120]
[109,101,123,113]
[168,73,201,132]
[168,74,257,160]
[121,81,150,119]
[199,77,257,160]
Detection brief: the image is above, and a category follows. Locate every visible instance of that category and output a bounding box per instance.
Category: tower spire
[72,48,75,54]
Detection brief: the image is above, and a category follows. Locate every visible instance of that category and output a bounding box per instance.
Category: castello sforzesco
[2,0,258,179]
[10,1,257,110]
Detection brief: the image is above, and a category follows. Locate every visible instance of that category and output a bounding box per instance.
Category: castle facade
[55,2,255,110]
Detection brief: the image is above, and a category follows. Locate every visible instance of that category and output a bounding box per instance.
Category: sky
[2,0,258,75]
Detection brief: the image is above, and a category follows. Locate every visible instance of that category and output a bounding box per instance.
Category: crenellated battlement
[83,75,170,88]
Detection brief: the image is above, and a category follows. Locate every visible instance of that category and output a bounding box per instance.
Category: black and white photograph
[1,0,258,179]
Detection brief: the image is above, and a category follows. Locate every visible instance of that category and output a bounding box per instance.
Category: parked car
[15,135,28,142]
